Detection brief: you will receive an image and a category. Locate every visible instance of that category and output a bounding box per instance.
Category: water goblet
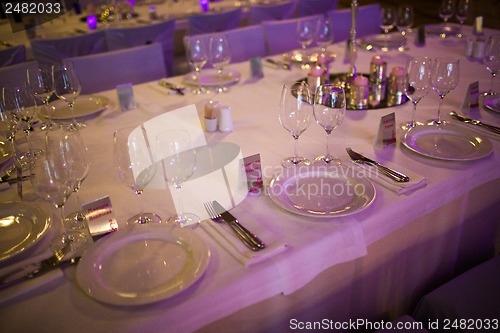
[483,34,500,96]
[380,6,396,51]
[297,18,315,55]
[313,84,346,165]
[279,82,313,167]
[27,64,55,131]
[396,5,414,37]
[316,15,334,53]
[185,37,208,94]
[429,57,460,125]
[401,57,432,130]
[155,130,199,228]
[209,34,231,94]
[439,0,455,38]
[455,0,471,38]
[113,126,161,226]
[52,63,83,131]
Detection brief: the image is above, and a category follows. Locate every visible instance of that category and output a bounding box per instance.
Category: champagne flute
[297,18,315,55]
[185,37,208,94]
[279,82,313,167]
[313,84,346,165]
[455,0,471,38]
[429,57,460,125]
[113,126,161,226]
[439,0,455,37]
[401,57,432,130]
[27,64,55,131]
[52,63,83,131]
[209,34,231,94]
[380,6,396,51]
[316,15,334,54]
[155,130,199,228]
[483,34,500,96]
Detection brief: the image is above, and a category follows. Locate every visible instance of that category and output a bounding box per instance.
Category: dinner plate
[0,138,13,165]
[76,223,210,306]
[183,69,240,87]
[268,165,376,218]
[402,124,493,161]
[46,95,110,120]
[0,202,52,262]
[361,33,406,49]
[483,94,500,113]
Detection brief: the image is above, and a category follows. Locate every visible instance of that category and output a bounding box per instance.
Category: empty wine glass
[401,57,432,130]
[316,15,334,53]
[455,0,471,38]
[185,37,208,94]
[209,34,231,94]
[483,34,500,96]
[297,18,315,55]
[396,5,414,37]
[155,129,199,228]
[52,63,83,131]
[313,84,346,165]
[429,57,460,125]
[113,126,161,226]
[27,64,55,131]
[439,0,455,38]
[380,6,396,51]
[279,82,313,167]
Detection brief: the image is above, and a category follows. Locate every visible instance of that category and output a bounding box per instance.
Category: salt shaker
[218,105,234,132]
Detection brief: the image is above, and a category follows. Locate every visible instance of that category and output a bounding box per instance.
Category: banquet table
[1,26,499,333]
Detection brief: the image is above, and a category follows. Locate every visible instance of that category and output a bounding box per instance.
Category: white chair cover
[0,44,26,67]
[295,0,339,17]
[63,43,166,94]
[184,25,266,64]
[0,61,37,88]
[188,8,243,36]
[262,15,322,55]
[328,4,382,42]
[247,1,296,25]
[30,30,107,65]
[105,19,176,76]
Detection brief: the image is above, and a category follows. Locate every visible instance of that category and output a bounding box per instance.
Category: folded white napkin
[200,219,287,267]
[347,157,426,195]
[0,252,64,305]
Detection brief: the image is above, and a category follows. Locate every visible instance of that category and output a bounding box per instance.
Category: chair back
[0,44,26,67]
[105,19,175,76]
[262,15,321,55]
[30,30,107,65]
[296,0,339,17]
[328,4,381,42]
[63,43,166,94]
[188,8,243,36]
[0,61,37,88]
[247,1,296,25]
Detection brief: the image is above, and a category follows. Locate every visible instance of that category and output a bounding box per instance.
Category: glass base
[175,212,200,228]
[314,155,342,165]
[427,119,448,126]
[126,212,162,226]
[281,156,311,168]
[400,120,424,131]
[50,231,88,258]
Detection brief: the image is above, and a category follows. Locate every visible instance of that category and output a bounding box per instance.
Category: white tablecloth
[1,26,499,332]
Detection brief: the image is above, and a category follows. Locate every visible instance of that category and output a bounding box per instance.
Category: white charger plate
[45,95,110,120]
[268,165,376,218]
[402,124,493,161]
[0,202,52,262]
[183,69,240,87]
[76,223,210,306]
[484,94,500,113]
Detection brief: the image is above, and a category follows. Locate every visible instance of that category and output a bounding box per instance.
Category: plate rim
[402,124,493,161]
[484,95,500,113]
[182,69,241,87]
[47,94,110,120]
[268,165,376,219]
[76,224,210,305]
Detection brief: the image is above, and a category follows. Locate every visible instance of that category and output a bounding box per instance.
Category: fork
[204,202,265,251]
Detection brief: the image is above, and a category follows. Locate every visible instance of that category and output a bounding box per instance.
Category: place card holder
[117,83,137,111]
[461,81,479,113]
[374,112,396,149]
[82,196,119,241]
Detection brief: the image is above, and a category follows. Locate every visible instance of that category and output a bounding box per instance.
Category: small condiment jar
[349,75,369,110]
[204,100,219,132]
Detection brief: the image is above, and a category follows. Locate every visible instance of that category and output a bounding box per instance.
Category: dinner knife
[212,201,266,251]
[158,80,185,95]
[450,111,500,135]
[346,148,410,183]
[265,58,291,70]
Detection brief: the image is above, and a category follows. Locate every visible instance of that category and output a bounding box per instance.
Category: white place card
[243,153,263,196]
[82,196,118,238]
[461,81,479,113]
[116,83,136,111]
[374,112,396,148]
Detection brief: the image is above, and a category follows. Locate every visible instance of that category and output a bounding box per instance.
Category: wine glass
[483,34,500,96]
[31,130,89,256]
[396,5,414,37]
[429,57,460,125]
[439,0,455,37]
[185,37,208,94]
[209,34,231,94]
[27,64,55,131]
[455,0,471,38]
[113,126,161,226]
[313,84,346,165]
[380,6,396,51]
[52,63,83,131]
[401,57,432,130]
[155,129,199,228]
[297,18,315,55]
[279,81,313,167]
[316,15,334,54]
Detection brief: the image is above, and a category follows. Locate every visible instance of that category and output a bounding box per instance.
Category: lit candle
[371,55,385,65]
[86,15,97,30]
[309,65,324,77]
[353,75,368,86]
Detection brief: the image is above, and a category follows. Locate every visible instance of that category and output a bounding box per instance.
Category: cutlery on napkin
[346,150,426,194]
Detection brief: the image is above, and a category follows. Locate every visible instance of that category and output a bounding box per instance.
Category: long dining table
[1,25,499,332]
